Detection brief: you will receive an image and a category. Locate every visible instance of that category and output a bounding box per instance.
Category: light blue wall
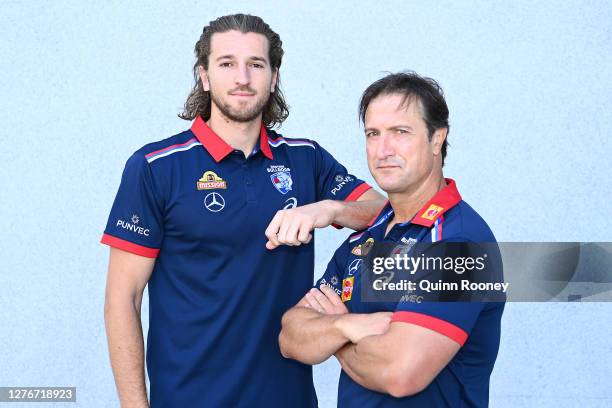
[1,1,610,407]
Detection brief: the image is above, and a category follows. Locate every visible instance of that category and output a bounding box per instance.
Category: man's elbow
[278,309,299,359]
[278,329,293,359]
[104,292,139,324]
[382,364,430,398]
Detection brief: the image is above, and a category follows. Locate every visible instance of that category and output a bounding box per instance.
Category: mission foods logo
[197,171,227,190]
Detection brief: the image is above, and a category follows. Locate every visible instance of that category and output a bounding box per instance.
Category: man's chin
[221,106,263,123]
[375,183,402,195]
[212,95,269,123]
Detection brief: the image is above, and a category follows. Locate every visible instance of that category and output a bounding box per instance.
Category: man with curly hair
[102,13,383,408]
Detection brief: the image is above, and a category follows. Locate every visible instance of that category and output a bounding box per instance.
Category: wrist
[326,199,343,224]
[333,313,353,341]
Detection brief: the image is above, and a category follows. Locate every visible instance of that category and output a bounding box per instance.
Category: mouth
[229,92,256,97]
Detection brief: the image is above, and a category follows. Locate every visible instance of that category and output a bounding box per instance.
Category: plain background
[1,1,611,407]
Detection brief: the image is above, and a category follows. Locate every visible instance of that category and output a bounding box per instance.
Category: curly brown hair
[179,14,289,128]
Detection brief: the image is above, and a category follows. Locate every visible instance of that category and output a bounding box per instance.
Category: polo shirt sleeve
[313,141,372,202]
[391,239,487,346]
[100,153,164,258]
[314,238,351,297]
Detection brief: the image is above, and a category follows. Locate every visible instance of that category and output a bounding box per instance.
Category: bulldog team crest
[270,169,293,194]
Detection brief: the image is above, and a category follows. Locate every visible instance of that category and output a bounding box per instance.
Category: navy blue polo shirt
[101,116,371,407]
[316,179,504,407]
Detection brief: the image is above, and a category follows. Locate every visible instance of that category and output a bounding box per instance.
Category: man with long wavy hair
[101,14,384,408]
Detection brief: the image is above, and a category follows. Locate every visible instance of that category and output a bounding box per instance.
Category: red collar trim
[411,178,462,227]
[191,116,273,162]
[259,123,273,160]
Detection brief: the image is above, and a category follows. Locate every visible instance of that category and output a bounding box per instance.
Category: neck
[388,171,446,224]
[207,109,262,158]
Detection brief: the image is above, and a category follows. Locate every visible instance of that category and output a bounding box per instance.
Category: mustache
[228,86,257,94]
[374,158,403,168]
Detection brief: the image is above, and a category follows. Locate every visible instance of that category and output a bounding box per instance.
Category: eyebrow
[389,125,415,132]
[364,125,415,132]
[214,54,269,64]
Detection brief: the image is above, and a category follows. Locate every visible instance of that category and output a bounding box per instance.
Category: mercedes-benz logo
[204,192,225,212]
[348,259,363,276]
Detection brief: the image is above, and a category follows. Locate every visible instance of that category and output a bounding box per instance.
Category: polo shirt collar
[191,116,274,162]
[367,178,462,229]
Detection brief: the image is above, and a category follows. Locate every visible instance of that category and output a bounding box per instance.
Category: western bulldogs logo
[270,170,293,194]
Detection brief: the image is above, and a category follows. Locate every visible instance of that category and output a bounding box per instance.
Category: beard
[209,84,270,123]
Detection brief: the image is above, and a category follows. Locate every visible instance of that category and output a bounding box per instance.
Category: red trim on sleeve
[100,233,159,258]
[344,182,372,202]
[391,311,468,346]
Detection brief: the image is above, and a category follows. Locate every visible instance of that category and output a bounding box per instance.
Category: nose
[235,63,250,86]
[376,133,394,159]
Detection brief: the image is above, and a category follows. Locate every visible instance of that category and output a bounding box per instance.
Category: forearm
[104,300,149,408]
[279,307,350,364]
[335,335,396,394]
[330,190,386,230]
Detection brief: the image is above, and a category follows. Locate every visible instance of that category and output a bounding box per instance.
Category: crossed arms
[279,286,461,398]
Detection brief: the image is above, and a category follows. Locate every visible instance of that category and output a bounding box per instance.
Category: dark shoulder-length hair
[178,14,289,129]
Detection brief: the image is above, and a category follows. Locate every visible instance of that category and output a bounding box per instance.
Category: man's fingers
[283,217,302,245]
[310,288,334,312]
[297,222,314,243]
[304,292,324,312]
[277,213,295,245]
[265,206,320,248]
[320,284,343,305]
[264,210,284,249]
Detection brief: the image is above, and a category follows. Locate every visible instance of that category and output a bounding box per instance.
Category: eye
[365,131,378,138]
[397,129,408,134]
[220,62,233,68]
[251,62,264,69]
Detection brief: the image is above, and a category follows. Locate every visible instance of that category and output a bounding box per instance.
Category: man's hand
[303,285,348,315]
[265,200,340,249]
[335,312,393,343]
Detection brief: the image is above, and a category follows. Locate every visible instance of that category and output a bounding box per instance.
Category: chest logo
[399,237,418,252]
[197,171,227,190]
[204,192,225,212]
[351,238,375,256]
[270,169,293,194]
[342,277,354,302]
[422,204,443,220]
[348,259,363,276]
[283,197,298,209]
